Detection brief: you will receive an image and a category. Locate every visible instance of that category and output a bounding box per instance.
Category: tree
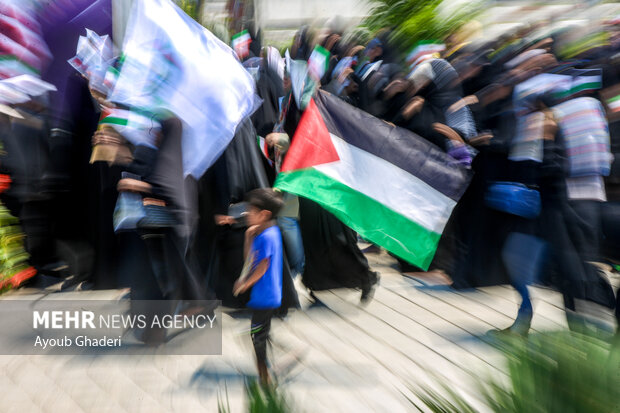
[362,0,481,55]
[174,0,200,21]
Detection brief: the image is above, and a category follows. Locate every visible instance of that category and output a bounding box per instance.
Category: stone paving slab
[0,250,617,412]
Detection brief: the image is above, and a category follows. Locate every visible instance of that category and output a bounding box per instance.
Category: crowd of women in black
[2,16,620,339]
[240,20,620,335]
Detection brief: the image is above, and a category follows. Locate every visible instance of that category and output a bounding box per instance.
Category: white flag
[108,0,259,178]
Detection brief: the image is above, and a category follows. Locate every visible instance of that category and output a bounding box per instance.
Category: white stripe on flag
[314,135,456,234]
[572,76,600,86]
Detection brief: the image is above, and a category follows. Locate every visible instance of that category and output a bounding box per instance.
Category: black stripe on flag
[315,90,473,201]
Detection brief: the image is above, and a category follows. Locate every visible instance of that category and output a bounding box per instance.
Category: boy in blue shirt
[233,188,283,385]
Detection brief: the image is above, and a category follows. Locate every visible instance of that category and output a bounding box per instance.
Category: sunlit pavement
[0,250,617,412]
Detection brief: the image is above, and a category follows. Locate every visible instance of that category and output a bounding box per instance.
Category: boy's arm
[234,258,270,294]
[243,225,259,260]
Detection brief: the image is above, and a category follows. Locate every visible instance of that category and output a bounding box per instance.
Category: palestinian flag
[275,91,472,270]
[552,68,602,100]
[98,107,160,148]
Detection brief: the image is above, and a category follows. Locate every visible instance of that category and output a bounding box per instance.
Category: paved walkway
[0,251,617,412]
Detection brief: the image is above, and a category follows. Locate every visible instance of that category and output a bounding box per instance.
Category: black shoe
[360,286,373,303]
[135,327,166,346]
[360,277,374,303]
[361,272,380,303]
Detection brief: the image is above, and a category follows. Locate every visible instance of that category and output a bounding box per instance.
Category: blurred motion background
[0,0,619,412]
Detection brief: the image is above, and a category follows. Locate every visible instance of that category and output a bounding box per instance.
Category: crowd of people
[1,0,620,384]
[238,19,620,338]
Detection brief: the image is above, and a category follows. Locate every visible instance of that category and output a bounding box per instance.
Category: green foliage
[246,379,291,413]
[217,378,293,413]
[279,41,293,57]
[174,0,199,21]
[172,0,231,43]
[362,0,482,54]
[411,331,620,413]
[218,383,231,413]
[202,20,231,44]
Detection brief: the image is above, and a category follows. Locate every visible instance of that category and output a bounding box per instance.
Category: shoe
[360,285,374,303]
[488,312,532,338]
[135,327,166,346]
[360,272,379,303]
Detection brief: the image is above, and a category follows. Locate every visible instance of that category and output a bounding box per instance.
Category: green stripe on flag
[553,82,602,99]
[100,116,129,126]
[276,168,441,270]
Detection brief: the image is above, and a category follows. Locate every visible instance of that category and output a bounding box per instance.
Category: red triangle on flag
[281,99,340,172]
[99,107,113,122]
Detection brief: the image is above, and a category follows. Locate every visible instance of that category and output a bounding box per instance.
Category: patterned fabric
[553,97,613,178]
[412,59,477,139]
[511,72,605,163]
[445,104,477,140]
[429,59,458,91]
[566,175,607,201]
[513,71,603,117]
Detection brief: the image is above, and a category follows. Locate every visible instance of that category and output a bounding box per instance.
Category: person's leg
[500,231,546,335]
[569,200,601,262]
[140,230,179,300]
[567,200,616,309]
[277,216,305,277]
[251,309,273,384]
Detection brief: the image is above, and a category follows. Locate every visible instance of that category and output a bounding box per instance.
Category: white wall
[112,0,135,46]
[257,0,370,28]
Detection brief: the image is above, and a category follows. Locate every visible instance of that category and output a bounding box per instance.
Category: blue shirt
[246,225,283,309]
